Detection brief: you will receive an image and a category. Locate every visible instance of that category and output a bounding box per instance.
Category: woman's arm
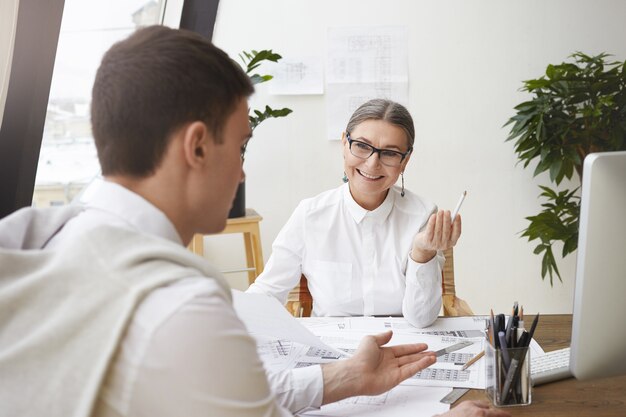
[402,252,444,327]
[402,210,462,327]
[246,202,307,304]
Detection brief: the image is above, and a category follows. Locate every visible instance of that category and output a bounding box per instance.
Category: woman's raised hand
[410,210,462,263]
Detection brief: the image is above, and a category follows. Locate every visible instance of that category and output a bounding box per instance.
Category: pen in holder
[485,341,532,407]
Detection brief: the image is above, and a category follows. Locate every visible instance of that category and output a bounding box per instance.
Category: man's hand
[436,400,511,417]
[411,210,462,263]
[320,330,436,404]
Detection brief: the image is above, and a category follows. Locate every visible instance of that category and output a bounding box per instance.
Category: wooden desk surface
[458,314,626,416]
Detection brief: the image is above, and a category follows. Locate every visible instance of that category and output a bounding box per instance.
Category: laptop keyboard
[531,347,572,386]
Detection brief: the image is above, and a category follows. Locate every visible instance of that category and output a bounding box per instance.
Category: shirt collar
[342,182,395,224]
[79,179,183,245]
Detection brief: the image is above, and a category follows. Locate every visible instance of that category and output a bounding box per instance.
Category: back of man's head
[91,25,253,178]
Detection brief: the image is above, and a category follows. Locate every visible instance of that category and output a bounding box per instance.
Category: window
[33,0,166,207]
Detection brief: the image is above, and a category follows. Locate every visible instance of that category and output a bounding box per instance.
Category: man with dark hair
[0,26,508,417]
[91,26,252,178]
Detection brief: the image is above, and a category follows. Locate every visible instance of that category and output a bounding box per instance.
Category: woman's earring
[343,172,349,183]
[401,172,405,197]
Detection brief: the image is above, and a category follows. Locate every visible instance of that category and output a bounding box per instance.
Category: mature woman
[247,99,461,327]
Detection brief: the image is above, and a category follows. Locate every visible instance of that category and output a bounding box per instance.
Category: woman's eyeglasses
[346,133,412,167]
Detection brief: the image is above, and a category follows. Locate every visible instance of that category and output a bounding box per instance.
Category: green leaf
[513,101,538,112]
[533,158,552,177]
[538,185,558,198]
[518,184,581,284]
[563,159,574,179]
[562,236,578,257]
[548,248,562,284]
[549,159,563,183]
[541,250,549,278]
[248,105,293,132]
[249,74,273,85]
[247,49,282,70]
[269,107,293,117]
[239,50,284,90]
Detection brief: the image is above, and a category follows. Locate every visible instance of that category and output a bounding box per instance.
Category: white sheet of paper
[269,56,324,95]
[327,26,408,84]
[299,316,488,348]
[325,26,409,140]
[296,317,487,389]
[300,385,451,417]
[231,290,344,356]
[529,338,545,357]
[299,316,487,338]
[252,335,329,373]
[317,331,485,389]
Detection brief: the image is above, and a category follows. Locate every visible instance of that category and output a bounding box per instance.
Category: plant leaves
[506,52,626,284]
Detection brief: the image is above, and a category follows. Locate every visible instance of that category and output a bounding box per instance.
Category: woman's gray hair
[345,99,415,148]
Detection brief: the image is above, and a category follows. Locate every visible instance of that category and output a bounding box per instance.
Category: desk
[189,208,264,284]
[459,314,626,416]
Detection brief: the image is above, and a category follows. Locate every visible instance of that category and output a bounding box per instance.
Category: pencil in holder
[485,343,532,407]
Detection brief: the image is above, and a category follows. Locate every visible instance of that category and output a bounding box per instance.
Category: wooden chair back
[285,248,473,318]
[440,247,474,317]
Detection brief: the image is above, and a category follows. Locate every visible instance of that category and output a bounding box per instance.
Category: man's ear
[181,121,212,168]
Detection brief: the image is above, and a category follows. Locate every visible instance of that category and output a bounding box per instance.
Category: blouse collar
[342,182,394,225]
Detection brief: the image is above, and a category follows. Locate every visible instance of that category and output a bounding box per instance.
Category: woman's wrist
[409,247,437,263]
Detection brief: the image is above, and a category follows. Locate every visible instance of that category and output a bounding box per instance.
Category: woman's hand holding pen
[410,210,462,263]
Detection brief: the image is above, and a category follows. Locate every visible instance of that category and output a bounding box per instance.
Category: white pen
[451,191,467,222]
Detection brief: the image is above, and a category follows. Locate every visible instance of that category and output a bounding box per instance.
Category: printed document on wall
[326,26,408,140]
[269,55,324,95]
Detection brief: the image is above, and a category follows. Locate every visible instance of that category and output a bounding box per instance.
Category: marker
[501,354,524,403]
[451,191,467,222]
[498,331,511,369]
[526,313,540,345]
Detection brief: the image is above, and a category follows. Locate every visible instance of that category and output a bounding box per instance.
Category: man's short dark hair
[91,25,254,177]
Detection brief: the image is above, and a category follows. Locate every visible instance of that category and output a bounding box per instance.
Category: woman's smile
[356,169,384,180]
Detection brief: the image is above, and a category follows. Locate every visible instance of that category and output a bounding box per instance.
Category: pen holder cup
[485,343,532,407]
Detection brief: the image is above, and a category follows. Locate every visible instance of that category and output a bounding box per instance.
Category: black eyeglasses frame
[345,133,412,167]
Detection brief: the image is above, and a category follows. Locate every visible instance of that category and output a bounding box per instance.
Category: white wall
[206,0,626,315]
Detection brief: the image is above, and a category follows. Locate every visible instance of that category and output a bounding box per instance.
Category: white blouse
[248,183,444,328]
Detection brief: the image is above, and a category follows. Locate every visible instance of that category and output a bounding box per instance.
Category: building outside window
[33,0,165,207]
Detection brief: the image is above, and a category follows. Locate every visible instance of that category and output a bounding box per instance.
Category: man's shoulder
[63,225,231,298]
[0,205,84,250]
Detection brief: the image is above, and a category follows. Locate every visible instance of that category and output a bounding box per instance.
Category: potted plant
[505,52,626,285]
[229,50,293,218]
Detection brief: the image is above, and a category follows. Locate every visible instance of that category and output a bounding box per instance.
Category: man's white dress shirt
[248,184,443,328]
[46,181,323,417]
